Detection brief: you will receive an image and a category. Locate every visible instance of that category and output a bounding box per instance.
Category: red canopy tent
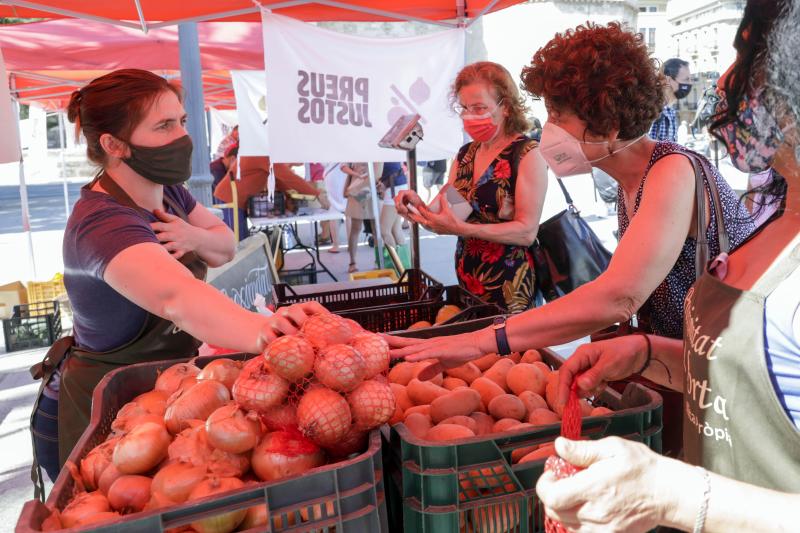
[0,20,267,109]
[0,0,520,30]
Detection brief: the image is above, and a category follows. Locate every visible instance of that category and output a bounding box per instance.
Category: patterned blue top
[618,141,756,338]
[649,104,678,142]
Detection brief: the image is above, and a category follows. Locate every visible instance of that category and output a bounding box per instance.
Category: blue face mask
[712,89,786,173]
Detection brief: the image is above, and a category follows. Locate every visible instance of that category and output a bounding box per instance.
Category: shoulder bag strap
[685,152,729,276]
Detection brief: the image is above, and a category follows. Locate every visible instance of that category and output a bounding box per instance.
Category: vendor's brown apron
[29,173,206,499]
[682,242,800,489]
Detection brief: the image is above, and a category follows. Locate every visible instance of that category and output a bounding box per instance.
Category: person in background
[310,162,340,253]
[396,61,549,312]
[28,70,323,483]
[650,58,692,142]
[209,143,237,190]
[214,124,238,159]
[341,162,377,273]
[538,2,800,530]
[378,162,409,260]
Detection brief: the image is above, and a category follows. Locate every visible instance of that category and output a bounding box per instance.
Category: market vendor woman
[29,69,323,486]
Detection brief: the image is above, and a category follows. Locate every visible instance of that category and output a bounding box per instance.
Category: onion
[112,412,166,435]
[240,504,269,530]
[152,462,207,504]
[324,426,368,459]
[143,489,176,511]
[206,404,262,454]
[113,421,171,474]
[296,387,352,447]
[74,511,121,527]
[264,336,315,382]
[197,359,242,392]
[208,447,250,478]
[260,404,298,432]
[80,438,119,491]
[61,491,110,528]
[232,359,290,413]
[189,477,247,533]
[133,390,169,416]
[107,475,152,513]
[40,508,61,532]
[165,380,230,434]
[168,424,212,465]
[251,431,325,482]
[98,463,123,495]
[156,363,201,395]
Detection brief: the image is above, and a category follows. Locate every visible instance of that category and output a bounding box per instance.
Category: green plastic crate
[17,353,388,533]
[383,347,663,533]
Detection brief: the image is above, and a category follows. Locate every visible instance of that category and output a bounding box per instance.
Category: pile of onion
[251,430,324,482]
[155,363,201,395]
[151,462,206,504]
[107,475,152,513]
[79,437,119,491]
[112,422,171,474]
[232,359,289,413]
[165,380,230,434]
[188,477,247,533]
[197,358,242,392]
[205,403,262,454]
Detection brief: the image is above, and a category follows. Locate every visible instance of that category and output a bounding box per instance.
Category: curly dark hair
[520,22,665,140]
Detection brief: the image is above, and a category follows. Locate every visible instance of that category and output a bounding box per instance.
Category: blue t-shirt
[63,184,197,352]
[380,162,408,188]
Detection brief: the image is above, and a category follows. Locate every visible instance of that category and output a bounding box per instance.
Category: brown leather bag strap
[685,152,729,277]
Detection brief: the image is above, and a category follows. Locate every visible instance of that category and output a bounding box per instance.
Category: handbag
[530,179,613,302]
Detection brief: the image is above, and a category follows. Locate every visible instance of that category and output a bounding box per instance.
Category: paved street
[0,182,84,235]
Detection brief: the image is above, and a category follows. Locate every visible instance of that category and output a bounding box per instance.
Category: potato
[444,362,481,384]
[518,443,556,464]
[475,401,487,414]
[407,378,449,405]
[528,408,560,426]
[483,358,515,391]
[473,353,502,372]
[435,305,461,324]
[439,416,478,434]
[545,372,562,415]
[389,402,404,425]
[412,360,444,386]
[442,377,468,391]
[488,394,526,421]
[518,391,549,414]
[591,406,614,416]
[520,349,542,364]
[426,423,475,441]
[470,377,506,408]
[430,388,482,423]
[508,422,536,432]
[404,405,431,418]
[469,412,495,436]
[404,412,432,439]
[473,502,520,532]
[388,362,417,385]
[408,320,432,330]
[492,418,522,433]
[506,363,547,396]
[511,444,539,463]
[533,361,551,377]
[390,383,413,413]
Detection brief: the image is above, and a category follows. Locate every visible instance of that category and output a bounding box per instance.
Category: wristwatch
[492,316,511,356]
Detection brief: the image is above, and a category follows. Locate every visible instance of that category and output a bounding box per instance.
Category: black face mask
[674,82,692,100]
[123,134,193,186]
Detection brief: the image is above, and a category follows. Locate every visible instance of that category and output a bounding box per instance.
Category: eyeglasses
[453,99,504,116]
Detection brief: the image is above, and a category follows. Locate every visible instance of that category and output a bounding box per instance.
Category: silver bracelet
[693,466,711,533]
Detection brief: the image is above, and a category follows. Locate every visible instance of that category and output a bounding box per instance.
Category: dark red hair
[521,22,665,140]
[67,69,182,166]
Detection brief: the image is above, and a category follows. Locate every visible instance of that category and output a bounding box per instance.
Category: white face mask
[539,122,645,177]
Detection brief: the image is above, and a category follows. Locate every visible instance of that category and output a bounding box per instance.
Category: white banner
[0,48,21,164]
[231,70,270,157]
[261,11,465,163]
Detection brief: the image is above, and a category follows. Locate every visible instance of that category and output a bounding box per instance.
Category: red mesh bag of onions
[231,311,394,457]
[544,382,584,533]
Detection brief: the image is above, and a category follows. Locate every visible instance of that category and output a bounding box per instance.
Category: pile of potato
[388,349,613,459]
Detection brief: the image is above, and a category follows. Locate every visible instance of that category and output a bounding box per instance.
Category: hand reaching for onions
[258,301,328,349]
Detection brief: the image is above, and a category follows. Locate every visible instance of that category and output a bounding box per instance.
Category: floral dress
[453,135,539,312]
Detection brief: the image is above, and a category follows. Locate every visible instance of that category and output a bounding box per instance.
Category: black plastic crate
[17,353,389,533]
[273,269,443,311]
[339,285,503,333]
[2,300,61,352]
[248,191,285,217]
[280,267,318,286]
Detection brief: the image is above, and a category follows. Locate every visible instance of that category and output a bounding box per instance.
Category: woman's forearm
[458,219,538,246]
[641,335,684,391]
[192,225,236,267]
[657,457,800,532]
[160,276,267,354]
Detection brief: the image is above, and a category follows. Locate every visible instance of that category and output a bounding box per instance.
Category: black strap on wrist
[493,316,511,356]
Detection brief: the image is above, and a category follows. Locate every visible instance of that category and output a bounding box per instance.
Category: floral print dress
[453,135,539,312]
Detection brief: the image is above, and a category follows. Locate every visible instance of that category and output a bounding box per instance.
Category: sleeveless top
[453,135,539,312]
[617,141,755,338]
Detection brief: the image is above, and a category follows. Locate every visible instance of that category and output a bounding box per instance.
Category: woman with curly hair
[396,61,549,312]
[389,23,756,455]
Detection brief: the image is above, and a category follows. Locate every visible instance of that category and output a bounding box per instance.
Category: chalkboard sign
[207,233,276,312]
